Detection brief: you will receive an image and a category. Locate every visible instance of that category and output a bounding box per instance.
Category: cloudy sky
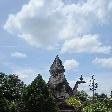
[0,0,112,96]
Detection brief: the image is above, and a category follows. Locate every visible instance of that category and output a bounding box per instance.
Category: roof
[49,55,65,73]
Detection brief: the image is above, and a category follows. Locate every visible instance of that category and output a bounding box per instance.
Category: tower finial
[49,55,65,76]
[56,55,59,59]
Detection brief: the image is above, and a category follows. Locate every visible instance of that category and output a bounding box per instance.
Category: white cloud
[3,61,49,84]
[11,66,39,84]
[4,0,65,48]
[4,0,112,53]
[64,59,79,70]
[63,0,86,5]
[13,68,35,79]
[11,52,27,58]
[61,34,111,53]
[92,57,112,69]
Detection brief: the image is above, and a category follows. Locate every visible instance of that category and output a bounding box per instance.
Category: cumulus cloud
[13,68,35,79]
[4,0,65,48]
[11,66,39,84]
[92,57,112,69]
[4,0,112,53]
[61,34,111,53]
[11,52,27,58]
[64,59,79,70]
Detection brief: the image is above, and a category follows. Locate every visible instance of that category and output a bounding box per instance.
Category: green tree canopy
[0,72,26,101]
[75,90,89,102]
[21,74,58,112]
[0,89,10,112]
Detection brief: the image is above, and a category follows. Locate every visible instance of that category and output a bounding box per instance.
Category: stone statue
[48,55,73,100]
[48,55,86,100]
[73,75,86,94]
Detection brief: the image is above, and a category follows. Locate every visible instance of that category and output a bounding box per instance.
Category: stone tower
[48,55,73,100]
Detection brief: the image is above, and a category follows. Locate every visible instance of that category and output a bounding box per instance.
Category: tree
[0,73,26,101]
[94,93,108,102]
[75,90,89,102]
[83,101,112,112]
[98,93,107,99]
[0,89,10,112]
[20,74,58,112]
[65,96,82,110]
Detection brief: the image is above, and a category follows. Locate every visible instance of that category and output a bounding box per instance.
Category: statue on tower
[48,55,73,100]
[48,55,86,100]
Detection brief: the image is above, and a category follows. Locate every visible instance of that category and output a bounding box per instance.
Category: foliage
[1,72,112,112]
[94,93,108,102]
[0,89,10,112]
[0,72,26,112]
[74,90,91,107]
[83,93,112,112]
[98,97,112,109]
[9,101,17,112]
[75,90,89,102]
[0,72,26,101]
[83,101,112,112]
[65,96,81,107]
[65,96,82,112]
[20,74,58,112]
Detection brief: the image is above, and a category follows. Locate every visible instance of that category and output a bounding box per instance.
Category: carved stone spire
[49,55,65,77]
[48,55,73,99]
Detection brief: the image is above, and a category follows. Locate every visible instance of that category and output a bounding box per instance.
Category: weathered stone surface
[48,55,73,100]
[48,56,86,112]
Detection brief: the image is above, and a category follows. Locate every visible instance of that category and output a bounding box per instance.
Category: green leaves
[0,73,26,112]
[0,90,10,112]
[65,96,81,107]
[1,72,112,112]
[65,96,82,112]
[0,73,25,101]
[21,74,58,112]
[83,101,112,112]
[75,90,89,102]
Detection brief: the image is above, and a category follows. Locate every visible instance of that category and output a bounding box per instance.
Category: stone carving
[73,75,86,94]
[48,55,86,100]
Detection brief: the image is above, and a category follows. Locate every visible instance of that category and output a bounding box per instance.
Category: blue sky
[0,0,112,96]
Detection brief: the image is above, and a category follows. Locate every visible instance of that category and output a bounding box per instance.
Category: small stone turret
[48,55,73,100]
[49,55,65,85]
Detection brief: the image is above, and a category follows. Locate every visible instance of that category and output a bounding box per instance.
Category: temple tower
[48,55,73,99]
